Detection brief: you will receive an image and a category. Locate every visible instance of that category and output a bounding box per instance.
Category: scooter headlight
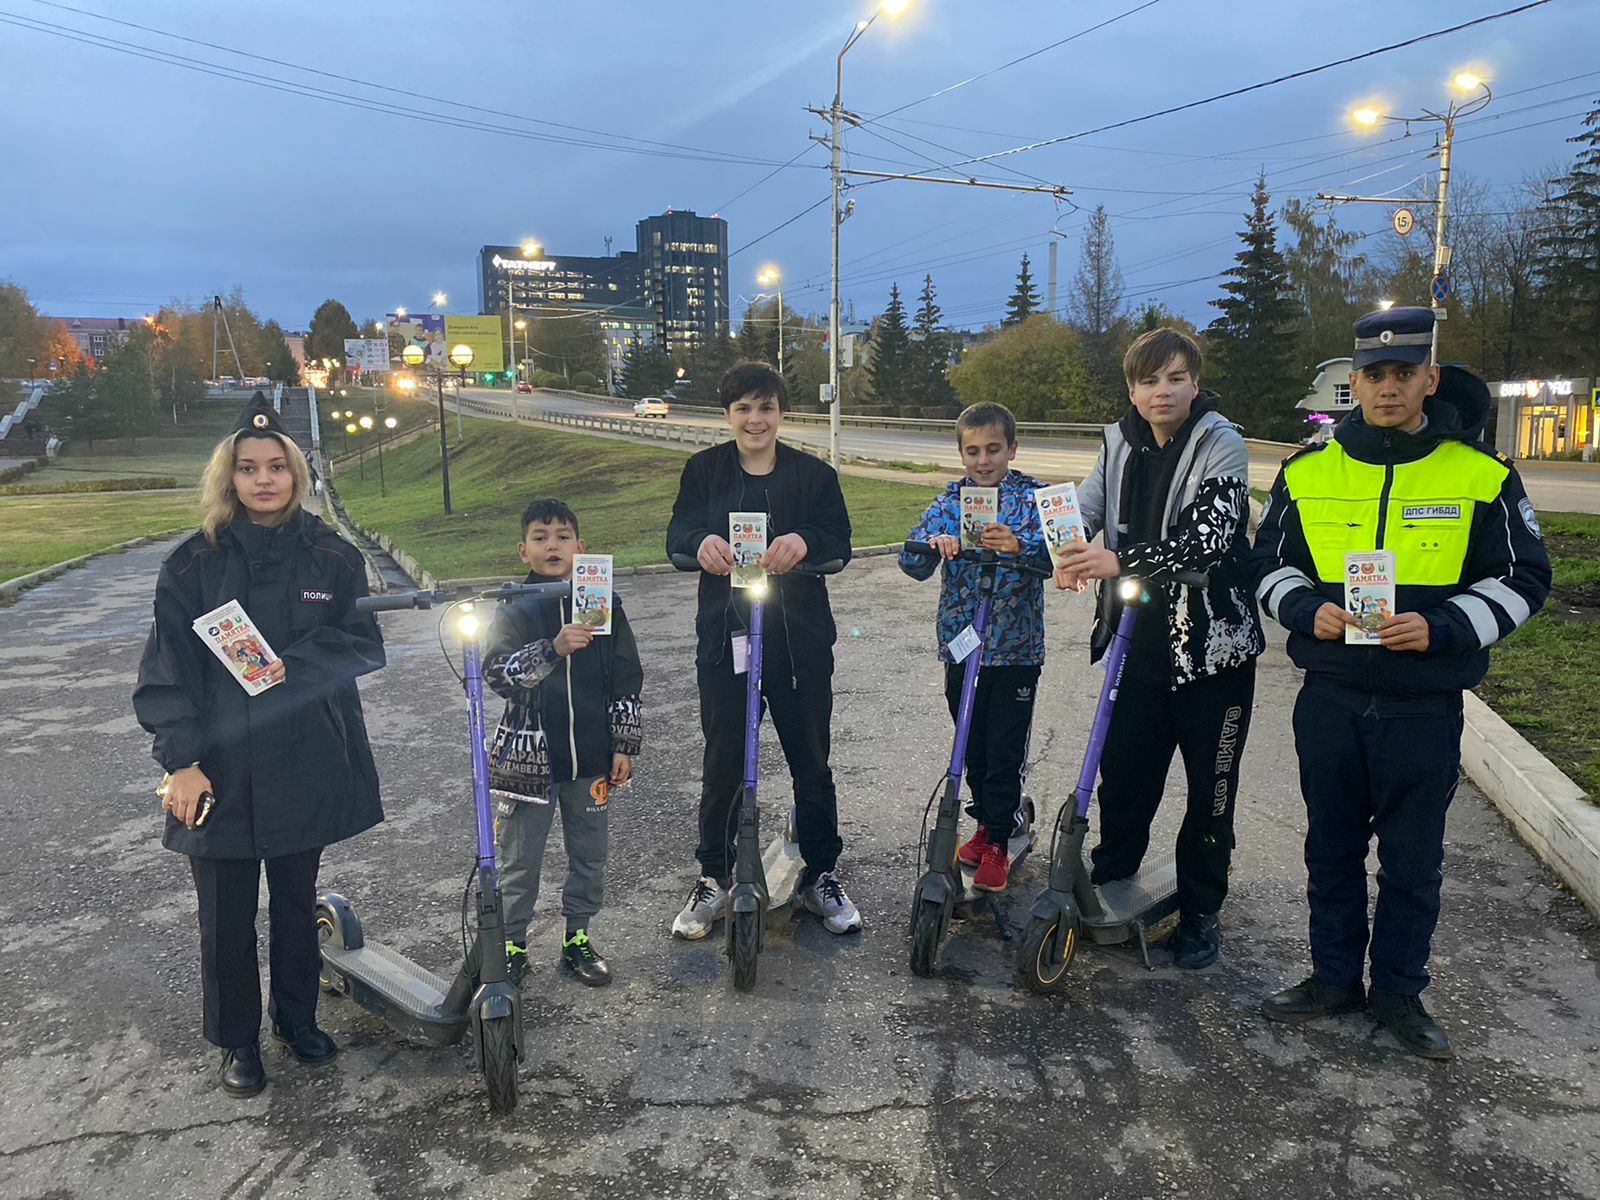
[750,578,768,598]
[457,602,480,639]
[1118,579,1142,602]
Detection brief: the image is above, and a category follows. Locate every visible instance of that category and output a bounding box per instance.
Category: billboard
[388,313,445,369]
[343,338,390,371]
[443,314,505,374]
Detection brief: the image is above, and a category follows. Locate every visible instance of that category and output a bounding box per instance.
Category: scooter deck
[955,830,1036,908]
[322,941,468,1044]
[1083,856,1179,952]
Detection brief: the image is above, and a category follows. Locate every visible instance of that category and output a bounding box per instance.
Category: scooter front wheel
[730,909,760,992]
[314,899,359,993]
[480,1014,518,1114]
[908,899,945,978]
[1018,908,1080,995]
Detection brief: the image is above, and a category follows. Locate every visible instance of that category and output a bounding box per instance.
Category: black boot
[1369,989,1454,1061]
[560,929,612,988]
[270,1020,338,1066]
[220,1042,266,1098]
[1169,913,1220,970]
[1261,975,1367,1024]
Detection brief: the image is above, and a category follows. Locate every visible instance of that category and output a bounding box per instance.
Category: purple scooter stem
[462,632,499,892]
[744,591,765,789]
[946,593,991,782]
[1072,602,1138,821]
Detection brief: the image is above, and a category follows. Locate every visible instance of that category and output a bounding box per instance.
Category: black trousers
[1292,688,1462,995]
[696,651,841,881]
[1091,660,1256,917]
[189,848,323,1049]
[943,663,1040,841]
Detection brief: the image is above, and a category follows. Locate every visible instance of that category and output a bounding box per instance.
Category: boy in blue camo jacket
[899,402,1053,892]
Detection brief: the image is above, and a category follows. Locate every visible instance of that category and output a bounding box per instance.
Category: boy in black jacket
[485,499,643,987]
[665,362,861,937]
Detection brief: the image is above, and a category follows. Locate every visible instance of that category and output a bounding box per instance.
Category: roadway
[465,388,1600,514]
[3,541,1597,1198]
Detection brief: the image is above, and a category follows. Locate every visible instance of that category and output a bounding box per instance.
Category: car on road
[633,397,670,418]
[516,380,533,393]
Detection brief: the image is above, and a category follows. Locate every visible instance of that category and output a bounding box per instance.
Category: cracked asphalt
[2,538,1597,1199]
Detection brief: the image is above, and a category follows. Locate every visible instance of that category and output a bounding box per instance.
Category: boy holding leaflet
[899,402,1053,892]
[484,499,643,988]
[1054,328,1264,969]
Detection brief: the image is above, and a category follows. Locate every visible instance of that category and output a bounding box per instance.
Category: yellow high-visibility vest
[1284,439,1509,586]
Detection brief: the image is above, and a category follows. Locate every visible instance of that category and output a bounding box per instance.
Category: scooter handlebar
[670,552,845,576]
[902,540,1053,579]
[355,580,569,613]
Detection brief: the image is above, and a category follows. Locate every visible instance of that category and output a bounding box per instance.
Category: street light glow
[449,343,475,368]
[344,422,357,435]
[384,417,397,430]
[521,240,541,256]
[432,291,447,308]
[758,265,780,286]
[881,0,910,14]
[402,344,425,366]
[359,415,374,431]
[1452,71,1484,91]
[1378,299,1395,310]
[1352,105,1381,127]
[514,318,526,330]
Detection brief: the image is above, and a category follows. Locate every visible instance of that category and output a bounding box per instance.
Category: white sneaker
[801,870,862,934]
[671,876,726,940]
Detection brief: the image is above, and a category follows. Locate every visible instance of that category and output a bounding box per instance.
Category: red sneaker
[971,842,1010,892]
[957,826,991,867]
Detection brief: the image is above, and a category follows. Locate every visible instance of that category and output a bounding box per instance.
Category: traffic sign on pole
[1430,274,1451,303]
[1393,207,1415,236]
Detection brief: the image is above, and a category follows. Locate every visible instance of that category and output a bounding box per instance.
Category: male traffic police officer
[1249,306,1550,1060]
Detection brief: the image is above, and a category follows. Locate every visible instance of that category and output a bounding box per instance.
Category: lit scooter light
[1118,579,1142,602]
[457,602,480,639]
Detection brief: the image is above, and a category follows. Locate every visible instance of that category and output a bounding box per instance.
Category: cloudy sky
[4,0,1596,332]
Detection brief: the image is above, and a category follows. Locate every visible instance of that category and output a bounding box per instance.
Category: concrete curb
[0,529,189,601]
[1461,690,1600,919]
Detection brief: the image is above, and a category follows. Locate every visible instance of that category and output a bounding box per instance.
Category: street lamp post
[346,421,363,481]
[757,267,784,378]
[404,342,451,515]
[824,0,910,470]
[1335,72,1492,359]
[378,416,396,496]
[450,343,473,441]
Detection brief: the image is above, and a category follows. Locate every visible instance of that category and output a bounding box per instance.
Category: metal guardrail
[458,393,727,449]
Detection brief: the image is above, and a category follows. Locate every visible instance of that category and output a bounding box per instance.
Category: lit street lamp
[1340,70,1493,357]
[379,416,397,496]
[345,421,362,481]
[404,341,451,515]
[449,343,474,442]
[432,291,447,309]
[825,0,911,469]
[757,266,785,377]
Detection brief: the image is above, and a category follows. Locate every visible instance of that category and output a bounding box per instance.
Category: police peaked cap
[234,392,288,436]
[1352,306,1435,369]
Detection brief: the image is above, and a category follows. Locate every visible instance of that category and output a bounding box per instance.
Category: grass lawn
[0,492,197,582]
[1475,510,1600,801]
[30,399,243,487]
[331,416,943,580]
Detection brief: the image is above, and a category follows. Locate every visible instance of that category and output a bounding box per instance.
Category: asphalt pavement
[2,540,1598,1199]
[477,388,1600,515]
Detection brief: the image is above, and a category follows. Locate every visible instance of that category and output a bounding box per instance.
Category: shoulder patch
[1518,497,1542,540]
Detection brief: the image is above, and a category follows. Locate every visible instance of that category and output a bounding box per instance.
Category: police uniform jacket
[133,509,386,859]
[1250,367,1551,709]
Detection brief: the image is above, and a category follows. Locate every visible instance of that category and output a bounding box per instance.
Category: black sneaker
[1261,975,1367,1024]
[1170,913,1220,970]
[561,929,612,988]
[270,1021,338,1066]
[504,940,529,987]
[1369,988,1454,1061]
[220,1041,266,1098]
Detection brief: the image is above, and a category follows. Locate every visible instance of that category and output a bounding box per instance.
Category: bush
[0,460,42,485]
[916,406,960,420]
[570,371,600,392]
[0,475,181,496]
[849,406,894,417]
[530,369,564,389]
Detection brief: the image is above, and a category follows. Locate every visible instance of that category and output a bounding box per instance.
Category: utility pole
[211,296,244,382]
[1046,239,1059,318]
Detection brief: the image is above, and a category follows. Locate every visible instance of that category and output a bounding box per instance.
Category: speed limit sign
[1393,207,1416,236]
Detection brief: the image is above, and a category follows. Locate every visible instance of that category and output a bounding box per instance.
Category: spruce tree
[736,302,764,361]
[1003,252,1040,327]
[909,274,955,412]
[1205,173,1306,440]
[1536,99,1600,373]
[868,283,913,412]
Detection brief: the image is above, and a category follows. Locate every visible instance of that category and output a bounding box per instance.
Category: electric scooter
[1017,570,1208,994]
[903,541,1054,978]
[670,552,845,991]
[314,580,567,1114]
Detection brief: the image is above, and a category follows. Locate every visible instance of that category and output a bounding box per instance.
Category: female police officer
[133,398,385,1097]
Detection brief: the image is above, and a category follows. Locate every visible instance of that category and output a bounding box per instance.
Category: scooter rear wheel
[908,899,944,978]
[314,900,357,993]
[730,909,760,992]
[480,1014,518,1115]
[1018,909,1080,995]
